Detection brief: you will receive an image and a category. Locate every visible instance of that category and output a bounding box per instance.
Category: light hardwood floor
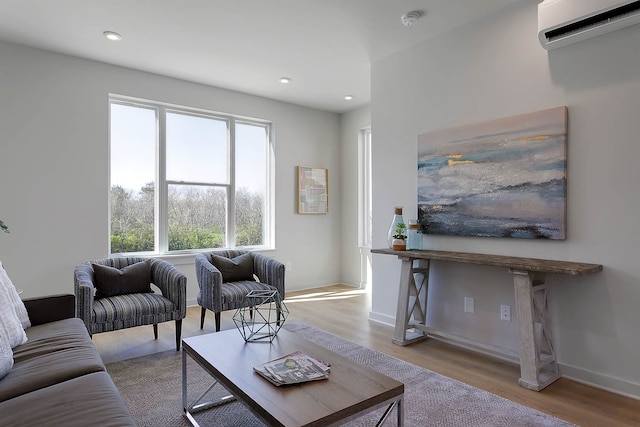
[93,285,640,426]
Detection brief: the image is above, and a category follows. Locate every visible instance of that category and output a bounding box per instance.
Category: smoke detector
[401,11,421,27]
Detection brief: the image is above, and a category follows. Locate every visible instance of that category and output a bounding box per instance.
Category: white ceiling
[0,0,522,113]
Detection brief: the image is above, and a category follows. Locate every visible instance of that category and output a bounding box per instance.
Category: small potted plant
[392,222,407,250]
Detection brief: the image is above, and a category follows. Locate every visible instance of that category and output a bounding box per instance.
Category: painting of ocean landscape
[418,107,568,240]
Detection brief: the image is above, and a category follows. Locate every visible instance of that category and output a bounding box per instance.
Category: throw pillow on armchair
[209,253,255,282]
[92,259,152,299]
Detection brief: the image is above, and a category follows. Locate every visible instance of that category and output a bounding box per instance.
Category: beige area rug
[106,322,576,426]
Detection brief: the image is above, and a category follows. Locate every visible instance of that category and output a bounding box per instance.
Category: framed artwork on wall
[418,106,568,240]
[297,166,328,214]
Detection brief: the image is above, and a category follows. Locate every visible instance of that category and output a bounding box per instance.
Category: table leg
[182,348,236,426]
[512,270,560,391]
[182,349,187,414]
[393,257,429,346]
[373,397,404,427]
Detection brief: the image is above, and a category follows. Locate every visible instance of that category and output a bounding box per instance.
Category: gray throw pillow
[92,259,152,299]
[210,253,254,282]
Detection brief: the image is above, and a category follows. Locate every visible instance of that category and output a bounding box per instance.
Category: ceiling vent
[538,0,640,50]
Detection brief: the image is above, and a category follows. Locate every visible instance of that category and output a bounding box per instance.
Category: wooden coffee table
[182,328,404,426]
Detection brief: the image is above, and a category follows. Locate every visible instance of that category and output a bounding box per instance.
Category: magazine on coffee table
[254,351,331,386]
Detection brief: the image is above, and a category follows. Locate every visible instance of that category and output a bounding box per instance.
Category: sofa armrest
[23,294,76,326]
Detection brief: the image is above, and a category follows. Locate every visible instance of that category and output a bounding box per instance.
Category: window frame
[108,95,274,256]
[358,127,372,248]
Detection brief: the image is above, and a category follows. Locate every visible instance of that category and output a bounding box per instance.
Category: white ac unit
[538,0,640,50]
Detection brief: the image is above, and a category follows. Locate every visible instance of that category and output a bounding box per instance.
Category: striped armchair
[195,250,285,332]
[74,257,187,350]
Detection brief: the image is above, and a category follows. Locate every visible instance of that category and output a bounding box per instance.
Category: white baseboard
[368,311,395,327]
[367,311,640,400]
[559,363,640,400]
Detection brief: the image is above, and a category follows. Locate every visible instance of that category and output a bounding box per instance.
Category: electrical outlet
[286,262,292,272]
[500,304,511,321]
[464,297,474,314]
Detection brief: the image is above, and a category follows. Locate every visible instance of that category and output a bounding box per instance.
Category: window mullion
[265,124,274,247]
[227,119,236,248]
[157,106,168,253]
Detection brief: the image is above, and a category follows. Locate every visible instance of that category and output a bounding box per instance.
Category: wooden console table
[371,249,603,391]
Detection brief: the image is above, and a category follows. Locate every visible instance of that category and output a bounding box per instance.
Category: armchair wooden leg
[215,312,221,332]
[175,319,182,351]
[200,307,206,330]
[153,324,158,340]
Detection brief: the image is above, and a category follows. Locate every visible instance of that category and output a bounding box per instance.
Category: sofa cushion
[0,318,105,402]
[93,259,152,299]
[0,260,31,329]
[92,292,176,325]
[210,252,255,282]
[0,371,136,427]
[23,294,75,327]
[221,281,276,311]
[14,317,96,362]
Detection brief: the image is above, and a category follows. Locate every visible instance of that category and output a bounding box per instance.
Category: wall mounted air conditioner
[538,0,640,50]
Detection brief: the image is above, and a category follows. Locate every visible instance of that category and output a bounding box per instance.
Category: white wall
[371,3,640,397]
[339,105,371,288]
[0,40,343,303]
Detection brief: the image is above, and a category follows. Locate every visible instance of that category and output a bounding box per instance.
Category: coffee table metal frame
[182,329,404,426]
[182,353,237,425]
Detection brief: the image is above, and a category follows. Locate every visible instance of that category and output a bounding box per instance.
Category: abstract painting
[298,166,328,214]
[417,107,568,239]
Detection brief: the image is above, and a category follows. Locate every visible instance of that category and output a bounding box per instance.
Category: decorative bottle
[387,206,404,249]
[407,220,423,251]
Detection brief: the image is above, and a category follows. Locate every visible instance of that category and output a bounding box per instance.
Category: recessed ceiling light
[103,31,122,41]
[344,95,355,101]
[279,77,291,84]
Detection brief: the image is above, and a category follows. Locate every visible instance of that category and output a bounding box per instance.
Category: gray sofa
[0,294,136,426]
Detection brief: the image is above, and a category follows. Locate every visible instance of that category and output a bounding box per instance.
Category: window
[358,127,372,289]
[109,96,273,255]
[358,128,372,248]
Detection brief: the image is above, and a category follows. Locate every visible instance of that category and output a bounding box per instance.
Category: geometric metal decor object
[233,289,289,343]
